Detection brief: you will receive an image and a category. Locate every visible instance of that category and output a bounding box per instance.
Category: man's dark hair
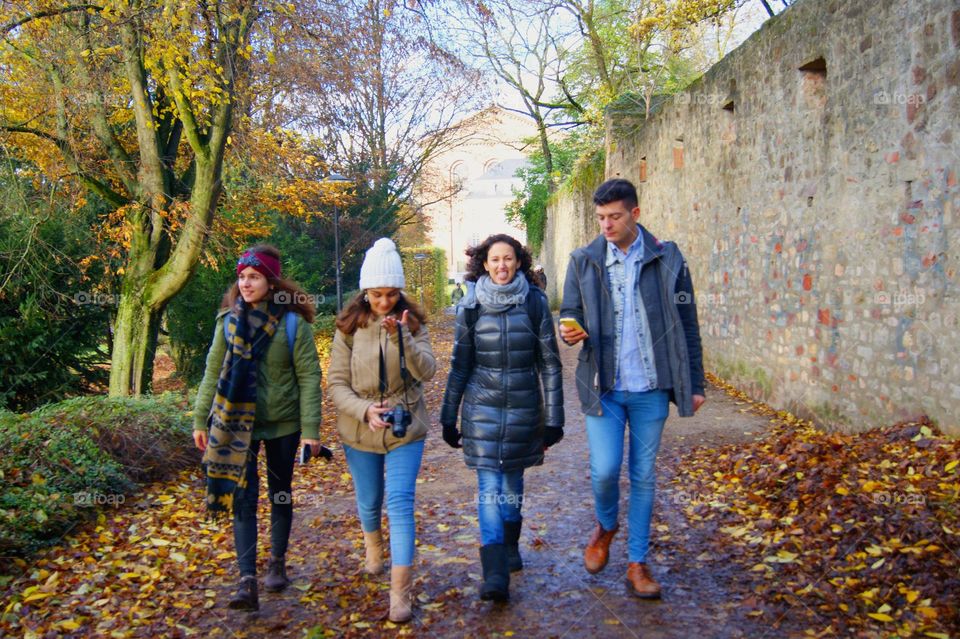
[593,178,638,210]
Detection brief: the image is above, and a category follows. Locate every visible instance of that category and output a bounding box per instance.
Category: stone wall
[543,0,960,433]
[540,177,598,306]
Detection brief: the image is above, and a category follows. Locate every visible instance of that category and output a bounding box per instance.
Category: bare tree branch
[1,4,103,37]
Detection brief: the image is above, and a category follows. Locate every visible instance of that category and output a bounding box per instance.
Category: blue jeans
[343,440,424,566]
[585,390,669,563]
[476,469,524,545]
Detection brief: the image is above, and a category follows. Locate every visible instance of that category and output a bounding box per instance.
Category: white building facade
[420,107,536,280]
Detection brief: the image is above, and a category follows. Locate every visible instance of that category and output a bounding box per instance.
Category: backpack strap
[525,288,544,329]
[222,310,298,359]
[464,305,479,333]
[285,311,297,356]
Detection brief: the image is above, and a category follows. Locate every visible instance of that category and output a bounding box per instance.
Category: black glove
[442,423,462,448]
[543,428,564,449]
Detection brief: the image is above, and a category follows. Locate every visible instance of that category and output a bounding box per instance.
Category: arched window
[450,160,468,184]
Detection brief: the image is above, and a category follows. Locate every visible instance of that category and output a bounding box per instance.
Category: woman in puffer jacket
[440,233,564,602]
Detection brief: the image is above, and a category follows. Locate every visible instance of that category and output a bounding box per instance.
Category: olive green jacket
[192,311,323,440]
[327,320,436,453]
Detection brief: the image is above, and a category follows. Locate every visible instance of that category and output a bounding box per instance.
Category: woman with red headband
[192,244,324,611]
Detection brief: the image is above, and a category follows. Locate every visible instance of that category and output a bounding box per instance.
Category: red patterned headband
[237,251,281,279]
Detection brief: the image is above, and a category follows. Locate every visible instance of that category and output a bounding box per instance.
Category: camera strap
[378,321,412,409]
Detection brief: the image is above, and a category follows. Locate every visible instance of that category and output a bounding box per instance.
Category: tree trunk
[109,286,162,396]
[106,158,221,396]
[536,116,554,190]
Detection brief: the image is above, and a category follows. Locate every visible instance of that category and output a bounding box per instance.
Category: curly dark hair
[463,234,536,285]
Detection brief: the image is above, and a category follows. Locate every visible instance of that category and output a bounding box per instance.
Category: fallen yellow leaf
[867,612,893,622]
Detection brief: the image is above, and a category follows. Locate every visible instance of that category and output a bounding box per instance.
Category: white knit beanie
[359,238,406,289]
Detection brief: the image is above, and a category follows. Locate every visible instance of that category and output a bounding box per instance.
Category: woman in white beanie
[326,238,436,623]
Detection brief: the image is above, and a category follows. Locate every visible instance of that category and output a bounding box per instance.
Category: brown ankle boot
[583,522,618,574]
[264,556,289,592]
[626,562,661,599]
[362,529,384,575]
[389,565,413,623]
[227,575,259,611]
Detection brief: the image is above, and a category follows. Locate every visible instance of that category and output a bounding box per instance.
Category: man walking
[450,282,465,306]
[559,178,705,599]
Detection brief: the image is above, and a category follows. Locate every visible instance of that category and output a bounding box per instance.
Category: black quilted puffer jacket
[440,285,564,471]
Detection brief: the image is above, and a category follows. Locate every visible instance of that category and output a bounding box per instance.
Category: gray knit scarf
[475,273,530,313]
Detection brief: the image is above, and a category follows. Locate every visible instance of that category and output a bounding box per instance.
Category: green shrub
[506,135,583,253]
[400,247,447,316]
[0,159,113,411]
[0,394,194,560]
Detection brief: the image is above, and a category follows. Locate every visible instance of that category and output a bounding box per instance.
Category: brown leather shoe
[626,562,661,599]
[583,522,618,574]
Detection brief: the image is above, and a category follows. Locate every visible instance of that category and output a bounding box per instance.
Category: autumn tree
[0,1,281,395]
[277,0,483,257]
[553,0,751,118]
[456,1,575,181]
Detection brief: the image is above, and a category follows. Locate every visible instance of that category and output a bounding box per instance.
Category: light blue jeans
[585,389,669,563]
[343,439,424,566]
[476,469,524,545]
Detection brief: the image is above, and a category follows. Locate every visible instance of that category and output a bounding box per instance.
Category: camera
[383,405,412,438]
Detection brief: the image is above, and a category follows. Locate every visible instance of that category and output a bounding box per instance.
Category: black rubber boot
[479,544,510,602]
[503,519,523,572]
[227,575,259,611]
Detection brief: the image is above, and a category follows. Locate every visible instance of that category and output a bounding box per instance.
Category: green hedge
[400,247,447,316]
[0,394,194,561]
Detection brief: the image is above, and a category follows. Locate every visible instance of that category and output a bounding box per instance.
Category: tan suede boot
[388,565,413,623]
[362,529,384,575]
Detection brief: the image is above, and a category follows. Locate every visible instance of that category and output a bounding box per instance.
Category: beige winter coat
[327,318,436,453]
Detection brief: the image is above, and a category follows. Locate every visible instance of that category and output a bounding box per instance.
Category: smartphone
[298,443,312,464]
[558,317,587,334]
